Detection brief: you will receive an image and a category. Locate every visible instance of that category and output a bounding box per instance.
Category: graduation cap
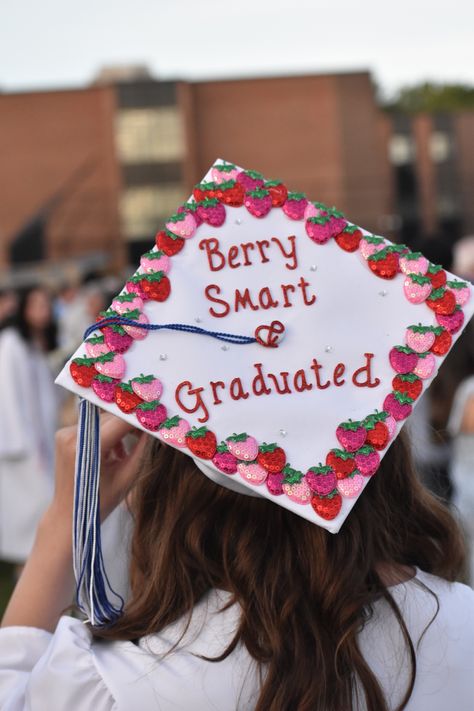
[56,159,474,625]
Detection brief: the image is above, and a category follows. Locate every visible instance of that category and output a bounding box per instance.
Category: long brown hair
[94,431,465,711]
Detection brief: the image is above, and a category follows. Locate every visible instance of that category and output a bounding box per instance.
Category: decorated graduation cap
[57,159,474,625]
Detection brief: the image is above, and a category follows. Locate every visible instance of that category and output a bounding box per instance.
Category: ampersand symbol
[255,320,285,348]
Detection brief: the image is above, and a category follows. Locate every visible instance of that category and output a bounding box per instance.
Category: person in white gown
[0,416,473,711]
[0,287,59,565]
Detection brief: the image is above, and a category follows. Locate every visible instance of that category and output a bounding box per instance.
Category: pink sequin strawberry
[337,473,365,498]
[266,471,285,495]
[399,252,429,275]
[304,201,328,219]
[85,335,109,358]
[281,465,311,504]
[140,250,170,274]
[237,462,267,486]
[305,464,337,496]
[94,352,126,379]
[336,420,367,452]
[212,443,238,474]
[91,374,116,402]
[236,169,264,191]
[405,324,436,353]
[178,201,203,226]
[211,162,239,184]
[311,491,342,520]
[383,392,413,421]
[158,415,190,448]
[403,274,433,304]
[122,311,149,340]
[359,235,386,260]
[447,280,471,307]
[225,432,259,461]
[385,415,397,439]
[413,352,436,380]
[165,211,197,239]
[389,346,418,374]
[355,445,380,477]
[244,188,272,218]
[125,278,148,301]
[131,374,163,402]
[103,324,133,354]
[306,210,346,244]
[196,198,226,227]
[435,306,464,334]
[135,400,167,431]
[112,292,144,314]
[282,192,308,220]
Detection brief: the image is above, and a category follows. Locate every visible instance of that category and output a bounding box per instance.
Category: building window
[388,134,415,166]
[120,184,186,240]
[429,131,451,163]
[116,107,185,164]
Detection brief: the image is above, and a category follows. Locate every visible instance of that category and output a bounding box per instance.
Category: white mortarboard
[56,159,474,625]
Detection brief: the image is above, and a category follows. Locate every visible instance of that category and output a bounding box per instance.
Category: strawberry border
[69,163,470,524]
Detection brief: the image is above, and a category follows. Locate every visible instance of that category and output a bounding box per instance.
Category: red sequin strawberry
[211,162,239,184]
[399,252,429,275]
[403,274,433,304]
[185,426,217,459]
[193,181,218,201]
[126,278,149,301]
[215,180,245,207]
[156,229,185,256]
[196,198,226,227]
[244,188,272,218]
[264,180,288,207]
[282,192,308,220]
[335,225,362,252]
[436,305,464,334]
[257,442,286,473]
[91,374,116,402]
[130,272,171,302]
[70,357,97,387]
[447,280,471,307]
[336,420,367,452]
[359,235,386,260]
[405,324,436,353]
[165,211,197,239]
[236,169,264,191]
[305,464,337,496]
[212,443,238,474]
[136,400,167,431]
[266,471,285,495]
[363,413,389,450]
[281,465,311,504]
[158,415,190,448]
[131,374,163,402]
[392,373,423,400]
[85,335,109,358]
[383,391,413,421]
[225,432,258,461]
[325,449,356,479]
[426,287,456,315]
[430,327,452,355]
[140,250,170,274]
[237,462,268,486]
[368,247,399,279]
[355,445,380,477]
[427,263,447,289]
[311,491,342,520]
[114,382,143,414]
[389,346,418,374]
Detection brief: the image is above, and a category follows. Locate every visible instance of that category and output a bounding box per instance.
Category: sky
[1,0,473,97]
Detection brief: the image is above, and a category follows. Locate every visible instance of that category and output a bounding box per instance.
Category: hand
[45,413,149,536]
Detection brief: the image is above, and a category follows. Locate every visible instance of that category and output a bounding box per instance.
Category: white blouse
[0,569,472,710]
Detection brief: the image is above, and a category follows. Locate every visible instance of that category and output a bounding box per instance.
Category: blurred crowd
[0,235,473,592]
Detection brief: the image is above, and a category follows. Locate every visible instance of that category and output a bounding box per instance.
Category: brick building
[0,69,473,278]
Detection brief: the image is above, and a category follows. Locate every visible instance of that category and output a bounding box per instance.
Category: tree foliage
[385,82,474,113]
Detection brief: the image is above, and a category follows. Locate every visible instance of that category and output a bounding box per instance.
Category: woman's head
[95,431,465,711]
[15,286,57,351]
